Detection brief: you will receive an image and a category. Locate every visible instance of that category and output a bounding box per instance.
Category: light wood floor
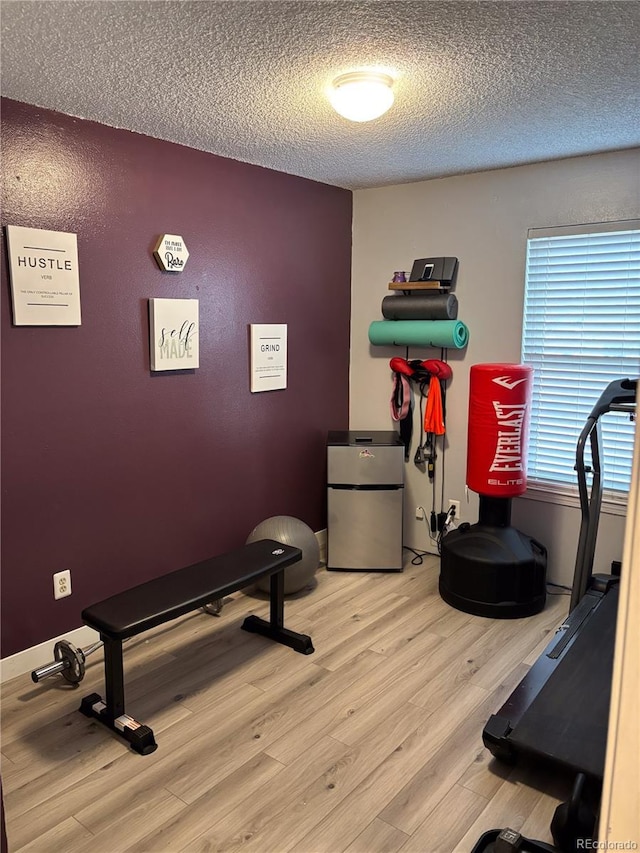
[1,556,573,853]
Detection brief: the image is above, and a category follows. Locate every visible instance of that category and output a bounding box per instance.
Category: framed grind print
[250,324,287,392]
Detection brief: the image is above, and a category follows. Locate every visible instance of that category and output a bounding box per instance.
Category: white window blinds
[522,221,639,494]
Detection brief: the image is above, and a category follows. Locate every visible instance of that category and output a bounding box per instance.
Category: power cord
[402,546,430,566]
[436,505,457,555]
[414,505,441,554]
[546,582,572,596]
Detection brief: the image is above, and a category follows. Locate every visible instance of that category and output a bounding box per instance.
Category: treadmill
[483,378,636,784]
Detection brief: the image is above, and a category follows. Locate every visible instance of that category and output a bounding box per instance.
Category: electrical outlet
[415,506,425,520]
[448,500,460,519]
[53,570,72,600]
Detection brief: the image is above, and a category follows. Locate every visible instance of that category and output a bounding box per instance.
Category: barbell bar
[31,639,103,685]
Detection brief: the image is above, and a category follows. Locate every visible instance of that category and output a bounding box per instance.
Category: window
[521,221,639,506]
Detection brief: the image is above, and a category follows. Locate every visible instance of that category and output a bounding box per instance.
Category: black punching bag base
[439,521,547,619]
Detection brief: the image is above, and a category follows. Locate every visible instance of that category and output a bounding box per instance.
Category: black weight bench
[79,539,314,755]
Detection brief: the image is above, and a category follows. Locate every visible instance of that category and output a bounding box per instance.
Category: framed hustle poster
[6,225,81,326]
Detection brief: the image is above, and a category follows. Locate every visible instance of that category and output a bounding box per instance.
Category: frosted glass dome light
[329,71,395,122]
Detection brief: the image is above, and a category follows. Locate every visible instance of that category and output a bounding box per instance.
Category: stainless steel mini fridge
[327,430,404,571]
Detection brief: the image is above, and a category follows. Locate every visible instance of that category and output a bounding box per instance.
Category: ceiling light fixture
[328,71,395,123]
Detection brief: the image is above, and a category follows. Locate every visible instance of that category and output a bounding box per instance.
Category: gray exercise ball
[246,515,320,594]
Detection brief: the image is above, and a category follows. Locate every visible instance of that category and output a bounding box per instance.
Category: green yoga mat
[368,319,469,349]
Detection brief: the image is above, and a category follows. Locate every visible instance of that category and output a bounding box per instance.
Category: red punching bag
[466,363,533,497]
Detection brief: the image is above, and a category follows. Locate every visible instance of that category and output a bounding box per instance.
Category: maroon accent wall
[0,98,352,657]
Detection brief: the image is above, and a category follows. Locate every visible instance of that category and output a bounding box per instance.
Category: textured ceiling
[2,1,639,189]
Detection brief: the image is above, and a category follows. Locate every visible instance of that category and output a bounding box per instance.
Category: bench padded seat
[82,539,301,641]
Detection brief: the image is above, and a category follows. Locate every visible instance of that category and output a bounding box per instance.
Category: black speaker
[409,256,458,285]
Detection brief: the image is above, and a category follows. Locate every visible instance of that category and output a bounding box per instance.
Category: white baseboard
[316,527,327,564]
[1,527,329,685]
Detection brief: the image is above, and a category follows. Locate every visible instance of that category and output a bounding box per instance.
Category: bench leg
[242,569,314,655]
[104,636,125,720]
[79,635,158,755]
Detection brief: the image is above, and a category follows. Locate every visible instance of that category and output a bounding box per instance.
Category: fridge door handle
[328,484,403,490]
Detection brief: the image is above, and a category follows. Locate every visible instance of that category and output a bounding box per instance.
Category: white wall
[350,149,640,585]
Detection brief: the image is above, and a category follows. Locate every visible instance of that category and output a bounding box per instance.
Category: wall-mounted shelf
[388,281,450,292]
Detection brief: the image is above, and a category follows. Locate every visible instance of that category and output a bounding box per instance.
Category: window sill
[519,481,628,517]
